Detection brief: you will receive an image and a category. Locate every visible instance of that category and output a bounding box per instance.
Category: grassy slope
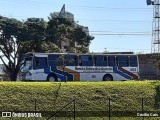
[0,81,160,120]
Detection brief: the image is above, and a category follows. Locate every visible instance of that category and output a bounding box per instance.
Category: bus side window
[33,57,47,69]
[108,56,116,66]
[104,56,108,66]
[94,55,104,66]
[130,56,138,67]
[79,55,93,66]
[48,55,59,66]
[117,56,129,67]
[35,58,39,66]
[88,55,93,66]
[65,55,78,66]
[93,56,97,66]
[78,56,82,66]
[73,55,78,66]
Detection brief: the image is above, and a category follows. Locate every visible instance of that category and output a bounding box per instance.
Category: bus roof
[24,52,136,56]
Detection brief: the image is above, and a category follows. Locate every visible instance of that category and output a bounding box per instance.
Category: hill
[0,81,160,120]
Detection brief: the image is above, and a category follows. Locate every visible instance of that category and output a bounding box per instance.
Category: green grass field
[0,81,160,120]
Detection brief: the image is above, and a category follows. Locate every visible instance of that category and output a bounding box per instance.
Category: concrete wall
[138,54,160,80]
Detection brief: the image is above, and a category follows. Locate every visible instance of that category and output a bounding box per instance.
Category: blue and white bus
[20,52,139,81]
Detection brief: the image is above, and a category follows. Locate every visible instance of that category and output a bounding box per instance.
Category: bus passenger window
[73,56,78,66]
[104,56,108,66]
[78,56,82,66]
[35,58,39,66]
[65,55,78,66]
[34,57,47,69]
[88,56,93,66]
[130,56,138,67]
[94,55,104,66]
[48,54,59,66]
[108,56,116,66]
[79,55,93,66]
[117,56,129,67]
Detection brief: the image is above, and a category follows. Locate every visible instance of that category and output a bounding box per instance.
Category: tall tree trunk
[6,66,19,81]
[10,73,17,81]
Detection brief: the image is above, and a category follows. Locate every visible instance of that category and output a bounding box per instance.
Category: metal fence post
[47,99,75,120]
[35,99,37,120]
[73,99,76,120]
[141,98,144,120]
[108,98,111,120]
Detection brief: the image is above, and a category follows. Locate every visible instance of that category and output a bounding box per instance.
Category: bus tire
[103,74,113,81]
[47,74,58,82]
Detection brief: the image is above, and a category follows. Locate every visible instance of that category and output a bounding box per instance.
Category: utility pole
[147,0,160,53]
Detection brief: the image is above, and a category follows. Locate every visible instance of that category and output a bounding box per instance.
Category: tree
[0,16,31,81]
[23,18,60,53]
[68,26,94,53]
[23,18,47,52]
[47,13,94,53]
[0,12,94,80]
[41,41,60,53]
[0,17,49,81]
[47,14,74,50]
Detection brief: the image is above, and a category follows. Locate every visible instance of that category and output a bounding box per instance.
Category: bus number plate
[130,68,136,71]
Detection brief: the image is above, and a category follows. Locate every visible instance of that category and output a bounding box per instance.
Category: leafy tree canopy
[47,12,94,53]
[0,12,94,80]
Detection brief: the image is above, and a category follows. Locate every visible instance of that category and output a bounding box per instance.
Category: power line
[77,19,152,23]
[2,14,153,25]
[1,14,152,25]
[90,31,152,33]
[91,47,150,51]
[90,33,151,36]
[89,28,152,31]
[67,6,152,11]
[2,0,153,11]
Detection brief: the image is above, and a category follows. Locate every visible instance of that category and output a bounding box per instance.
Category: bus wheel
[47,74,57,82]
[103,74,113,81]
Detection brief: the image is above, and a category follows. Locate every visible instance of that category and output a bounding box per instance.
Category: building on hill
[59,4,74,21]
[54,4,90,53]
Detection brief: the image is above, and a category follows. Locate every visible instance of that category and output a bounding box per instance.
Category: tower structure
[147,0,160,53]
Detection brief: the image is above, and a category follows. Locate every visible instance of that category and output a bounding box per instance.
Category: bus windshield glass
[21,57,32,71]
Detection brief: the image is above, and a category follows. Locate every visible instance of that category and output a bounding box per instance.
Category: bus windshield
[21,57,32,72]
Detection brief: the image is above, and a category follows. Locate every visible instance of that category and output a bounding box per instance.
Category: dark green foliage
[0,16,28,81]
[0,13,94,80]
[0,17,50,81]
[47,13,94,53]
[69,26,94,47]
